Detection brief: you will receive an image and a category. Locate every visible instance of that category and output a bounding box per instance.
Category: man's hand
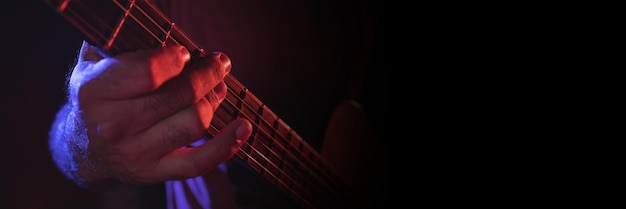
[50,41,252,186]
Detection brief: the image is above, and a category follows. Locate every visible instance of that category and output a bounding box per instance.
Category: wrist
[49,103,105,187]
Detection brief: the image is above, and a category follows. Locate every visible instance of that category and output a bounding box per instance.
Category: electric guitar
[42,0,367,208]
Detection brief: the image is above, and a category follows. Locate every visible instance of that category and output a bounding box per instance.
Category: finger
[155,118,252,180]
[132,95,221,156]
[82,45,191,100]
[125,52,231,129]
[207,81,228,112]
[112,77,229,140]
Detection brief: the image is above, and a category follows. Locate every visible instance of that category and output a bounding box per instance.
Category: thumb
[69,41,105,85]
[68,41,106,102]
[78,40,105,62]
[157,118,253,180]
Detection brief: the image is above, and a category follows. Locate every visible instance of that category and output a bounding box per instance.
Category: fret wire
[126,0,181,47]
[209,113,332,209]
[221,76,329,177]
[119,0,205,57]
[58,0,191,60]
[60,1,315,192]
[206,112,317,209]
[221,75,338,185]
[219,87,308,168]
[217,88,345,202]
[57,0,70,12]
[64,0,147,54]
[223,75,314,156]
[223,82,341,169]
[101,1,319,185]
[59,3,123,53]
[106,0,135,49]
[210,100,301,178]
[125,0,205,56]
[110,0,177,47]
[220,83,293,152]
[139,1,203,52]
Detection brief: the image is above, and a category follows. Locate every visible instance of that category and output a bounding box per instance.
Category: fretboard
[43,0,356,208]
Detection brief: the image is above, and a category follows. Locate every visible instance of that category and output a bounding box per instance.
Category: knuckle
[162,125,193,151]
[142,84,191,115]
[205,90,221,104]
[95,121,123,141]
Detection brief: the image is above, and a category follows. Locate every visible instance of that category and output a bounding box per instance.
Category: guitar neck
[43,0,356,208]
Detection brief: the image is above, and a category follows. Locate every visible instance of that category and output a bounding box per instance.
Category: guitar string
[139,0,203,52]
[64,2,343,208]
[206,117,317,209]
[67,0,338,197]
[106,0,134,50]
[204,75,336,200]
[63,0,342,204]
[113,0,326,168]
[63,0,166,54]
[216,63,348,200]
[220,77,328,173]
[218,93,346,206]
[215,64,335,177]
[115,1,344,202]
[219,80,339,198]
[112,0,309,155]
[111,0,182,49]
[209,92,348,208]
[67,0,300,176]
[57,2,119,53]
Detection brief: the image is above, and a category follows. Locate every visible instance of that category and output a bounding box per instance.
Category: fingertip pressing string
[235,120,252,140]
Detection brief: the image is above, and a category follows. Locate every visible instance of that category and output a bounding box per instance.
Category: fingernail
[213,51,231,73]
[235,121,252,139]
